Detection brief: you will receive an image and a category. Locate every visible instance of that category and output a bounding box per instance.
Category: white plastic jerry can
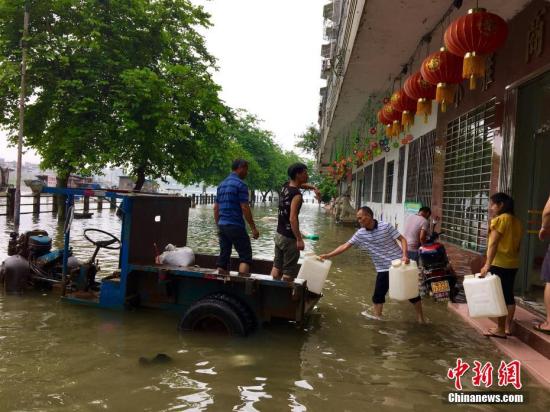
[463,273,507,318]
[297,253,332,295]
[388,259,420,301]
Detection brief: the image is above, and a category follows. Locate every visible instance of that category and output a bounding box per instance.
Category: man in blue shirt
[214,159,259,275]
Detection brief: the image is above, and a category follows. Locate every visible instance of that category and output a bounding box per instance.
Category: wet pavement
[0,201,549,411]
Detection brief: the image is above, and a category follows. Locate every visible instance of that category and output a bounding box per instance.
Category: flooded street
[0,203,549,411]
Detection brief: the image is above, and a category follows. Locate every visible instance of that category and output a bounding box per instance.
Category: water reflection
[0,205,549,411]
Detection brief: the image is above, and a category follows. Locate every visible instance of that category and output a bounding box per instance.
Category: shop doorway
[512,71,550,306]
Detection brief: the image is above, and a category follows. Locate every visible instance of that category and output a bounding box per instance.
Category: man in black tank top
[271,163,319,281]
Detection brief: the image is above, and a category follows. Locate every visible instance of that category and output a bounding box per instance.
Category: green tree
[295,124,320,158]
[0,0,230,192]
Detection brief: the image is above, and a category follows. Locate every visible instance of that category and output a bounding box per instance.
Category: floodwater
[0,200,549,411]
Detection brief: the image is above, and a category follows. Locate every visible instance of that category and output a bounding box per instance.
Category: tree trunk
[261,190,270,202]
[133,166,146,191]
[56,174,70,221]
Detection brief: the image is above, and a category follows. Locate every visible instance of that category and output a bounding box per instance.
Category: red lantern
[404,72,436,123]
[382,103,402,137]
[391,90,417,130]
[445,8,508,90]
[421,47,463,113]
[377,108,392,137]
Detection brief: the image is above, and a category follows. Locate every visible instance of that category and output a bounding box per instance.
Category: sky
[0,0,326,163]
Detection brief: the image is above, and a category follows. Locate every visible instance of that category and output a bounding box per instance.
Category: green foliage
[305,159,337,203]
[0,0,230,187]
[295,124,320,158]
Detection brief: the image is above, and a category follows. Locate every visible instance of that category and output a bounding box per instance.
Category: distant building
[118,176,158,192]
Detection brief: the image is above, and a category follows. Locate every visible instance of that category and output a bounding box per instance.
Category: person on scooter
[319,206,425,323]
[403,206,431,261]
[480,192,523,339]
[534,194,550,335]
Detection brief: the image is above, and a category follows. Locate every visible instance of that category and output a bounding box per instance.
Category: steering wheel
[84,228,121,250]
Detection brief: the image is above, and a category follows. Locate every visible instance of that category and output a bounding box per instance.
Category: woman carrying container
[480,192,523,339]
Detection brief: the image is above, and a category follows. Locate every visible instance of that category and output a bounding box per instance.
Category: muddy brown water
[0,201,549,411]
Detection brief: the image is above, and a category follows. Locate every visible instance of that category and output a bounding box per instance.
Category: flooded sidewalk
[1,205,549,410]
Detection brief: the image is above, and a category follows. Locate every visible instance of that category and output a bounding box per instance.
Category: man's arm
[319,242,352,260]
[397,235,410,264]
[290,194,304,250]
[241,203,259,239]
[299,183,321,201]
[214,202,220,225]
[540,195,550,241]
[419,229,428,245]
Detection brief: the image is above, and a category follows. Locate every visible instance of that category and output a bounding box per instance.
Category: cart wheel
[179,298,247,336]
[210,293,256,335]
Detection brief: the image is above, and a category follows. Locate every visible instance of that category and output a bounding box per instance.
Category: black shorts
[216,225,252,270]
[373,271,421,304]
[489,265,517,306]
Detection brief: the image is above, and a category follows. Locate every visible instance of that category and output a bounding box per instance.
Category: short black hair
[288,163,308,180]
[490,192,515,215]
[358,206,374,217]
[232,159,248,171]
[419,206,431,214]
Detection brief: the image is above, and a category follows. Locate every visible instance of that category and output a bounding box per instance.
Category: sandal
[534,323,550,335]
[483,329,507,339]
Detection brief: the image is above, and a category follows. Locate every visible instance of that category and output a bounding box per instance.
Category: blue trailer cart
[1,187,321,336]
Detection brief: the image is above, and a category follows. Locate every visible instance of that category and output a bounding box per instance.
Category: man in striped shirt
[320,206,425,322]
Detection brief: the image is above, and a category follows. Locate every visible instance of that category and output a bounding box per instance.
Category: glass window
[396,146,406,203]
[364,165,373,202]
[406,130,436,207]
[385,161,394,204]
[441,99,495,252]
[372,159,385,203]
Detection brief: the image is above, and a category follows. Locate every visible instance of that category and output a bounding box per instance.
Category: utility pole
[14,1,30,233]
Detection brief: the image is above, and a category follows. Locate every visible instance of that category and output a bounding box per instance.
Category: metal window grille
[441,99,496,252]
[385,161,394,204]
[406,130,436,207]
[372,158,385,203]
[396,146,406,203]
[364,164,372,202]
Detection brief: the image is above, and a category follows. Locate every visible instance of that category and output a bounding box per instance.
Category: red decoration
[369,126,377,135]
[383,97,390,104]
[445,8,508,90]
[382,103,402,137]
[421,47,463,112]
[404,72,436,123]
[391,89,417,131]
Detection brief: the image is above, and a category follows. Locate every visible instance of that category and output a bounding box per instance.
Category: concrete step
[510,305,550,360]
[448,303,550,388]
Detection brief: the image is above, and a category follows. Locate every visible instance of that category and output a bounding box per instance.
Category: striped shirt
[347,220,403,272]
[216,172,249,227]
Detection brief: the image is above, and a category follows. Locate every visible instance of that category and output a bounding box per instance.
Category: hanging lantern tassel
[436,83,456,113]
[385,124,392,138]
[401,111,415,131]
[391,120,402,137]
[417,98,432,123]
[463,52,485,90]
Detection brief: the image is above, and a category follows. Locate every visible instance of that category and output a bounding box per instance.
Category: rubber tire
[179,298,246,336]
[210,293,256,335]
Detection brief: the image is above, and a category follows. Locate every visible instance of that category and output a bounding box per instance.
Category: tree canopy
[0,0,230,189]
[295,124,320,158]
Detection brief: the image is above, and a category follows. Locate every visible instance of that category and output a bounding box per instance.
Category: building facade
[318,0,549,306]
